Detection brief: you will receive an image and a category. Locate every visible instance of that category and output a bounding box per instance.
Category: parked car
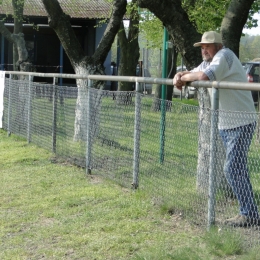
[243,61,260,104]
[173,66,197,99]
[173,85,197,99]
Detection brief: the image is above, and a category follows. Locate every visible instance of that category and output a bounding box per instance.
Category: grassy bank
[0,129,259,259]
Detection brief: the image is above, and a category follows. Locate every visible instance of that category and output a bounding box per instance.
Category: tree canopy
[240,34,260,61]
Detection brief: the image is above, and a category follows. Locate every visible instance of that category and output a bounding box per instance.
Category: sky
[243,13,260,35]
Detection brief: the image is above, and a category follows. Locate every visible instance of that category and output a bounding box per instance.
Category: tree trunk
[12,0,23,73]
[117,22,139,92]
[117,0,140,103]
[221,0,255,57]
[42,0,127,140]
[137,0,202,70]
[166,42,176,100]
[0,1,36,131]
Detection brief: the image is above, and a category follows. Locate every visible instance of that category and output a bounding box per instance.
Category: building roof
[0,0,112,19]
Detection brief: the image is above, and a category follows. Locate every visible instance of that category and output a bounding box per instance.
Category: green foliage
[183,0,260,34]
[139,13,163,49]
[183,0,230,33]
[246,1,260,29]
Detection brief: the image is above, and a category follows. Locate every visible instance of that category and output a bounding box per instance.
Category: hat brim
[193,41,222,47]
[193,42,202,47]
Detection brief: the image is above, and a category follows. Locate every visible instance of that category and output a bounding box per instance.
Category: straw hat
[193,31,222,47]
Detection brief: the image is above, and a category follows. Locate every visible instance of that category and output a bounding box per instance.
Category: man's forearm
[181,71,209,82]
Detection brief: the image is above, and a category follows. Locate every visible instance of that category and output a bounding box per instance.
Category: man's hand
[173,72,185,90]
[173,71,209,88]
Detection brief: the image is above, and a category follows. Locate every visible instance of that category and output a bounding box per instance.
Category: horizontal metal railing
[4,70,260,91]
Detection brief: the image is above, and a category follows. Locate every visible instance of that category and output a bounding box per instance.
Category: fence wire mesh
[2,77,260,247]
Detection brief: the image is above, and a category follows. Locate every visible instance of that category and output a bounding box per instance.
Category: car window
[243,63,252,73]
[253,65,260,76]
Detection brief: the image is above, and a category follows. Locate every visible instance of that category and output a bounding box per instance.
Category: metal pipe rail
[3,71,174,86]
[191,80,260,91]
[4,70,260,91]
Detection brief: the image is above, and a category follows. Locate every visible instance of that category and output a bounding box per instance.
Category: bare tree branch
[0,21,14,43]
[42,0,86,69]
[42,0,126,69]
[93,0,127,64]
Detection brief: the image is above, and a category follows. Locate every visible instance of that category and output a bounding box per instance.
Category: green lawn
[1,129,259,260]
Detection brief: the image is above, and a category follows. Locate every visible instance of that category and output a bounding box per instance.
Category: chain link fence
[2,73,260,247]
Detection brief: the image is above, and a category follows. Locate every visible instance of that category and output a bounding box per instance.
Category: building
[0,0,113,85]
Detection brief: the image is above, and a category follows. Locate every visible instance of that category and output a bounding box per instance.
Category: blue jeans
[219,122,259,219]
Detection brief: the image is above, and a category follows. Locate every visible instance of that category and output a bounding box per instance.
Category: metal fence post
[27,75,33,143]
[208,86,219,229]
[7,74,13,137]
[52,77,57,153]
[86,79,92,174]
[159,27,168,164]
[132,81,141,189]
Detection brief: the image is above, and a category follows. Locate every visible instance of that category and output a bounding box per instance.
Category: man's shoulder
[215,48,237,68]
[217,47,234,57]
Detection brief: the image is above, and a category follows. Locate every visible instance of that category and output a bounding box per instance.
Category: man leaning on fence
[173,31,260,227]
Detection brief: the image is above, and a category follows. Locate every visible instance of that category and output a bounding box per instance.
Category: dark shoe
[224,215,260,227]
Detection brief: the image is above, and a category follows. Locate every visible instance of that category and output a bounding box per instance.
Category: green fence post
[160,27,168,163]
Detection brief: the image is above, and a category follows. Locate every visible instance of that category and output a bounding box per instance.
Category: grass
[172,97,199,106]
[1,129,260,260]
